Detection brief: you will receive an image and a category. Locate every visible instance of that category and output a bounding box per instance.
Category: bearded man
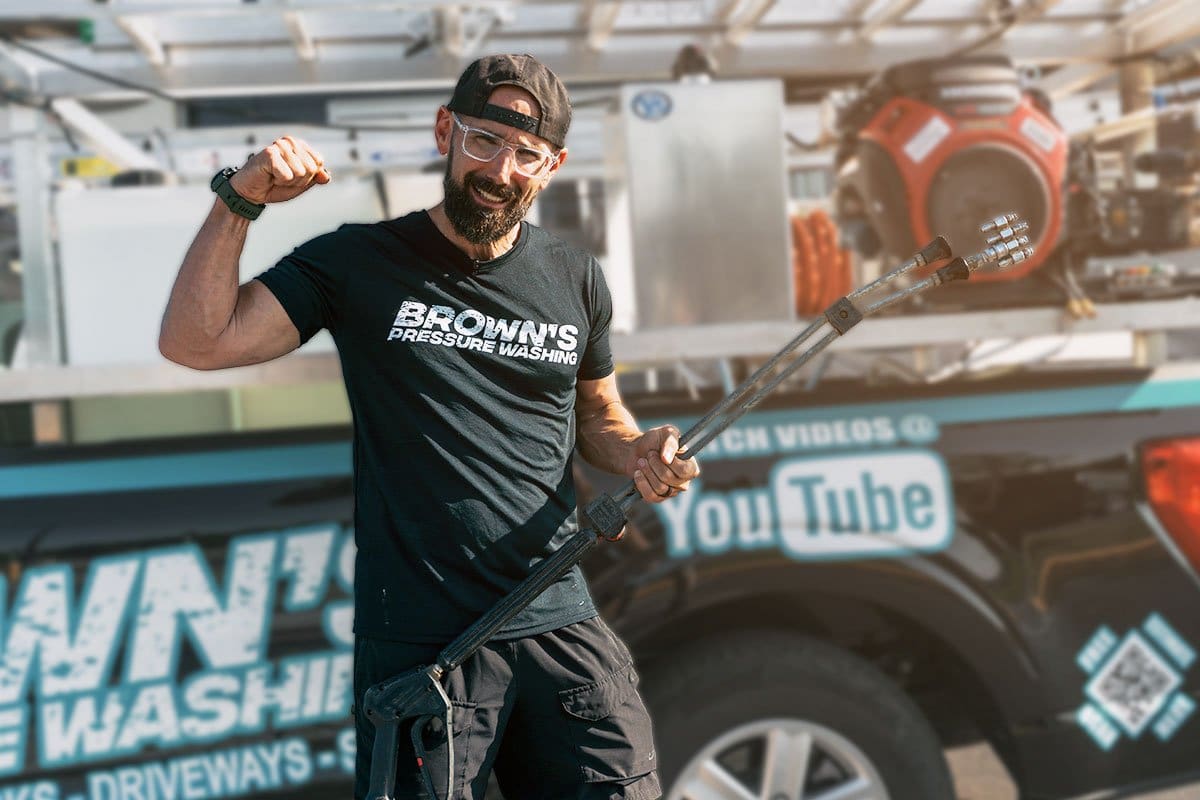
[159,54,699,799]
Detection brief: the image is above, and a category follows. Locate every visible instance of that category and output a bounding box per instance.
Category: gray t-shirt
[257,210,613,642]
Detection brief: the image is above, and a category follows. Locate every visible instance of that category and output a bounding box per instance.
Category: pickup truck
[2,360,1199,800]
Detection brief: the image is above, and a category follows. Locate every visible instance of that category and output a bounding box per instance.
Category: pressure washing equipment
[834,56,1065,283]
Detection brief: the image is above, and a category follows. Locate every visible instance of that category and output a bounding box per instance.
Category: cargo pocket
[558,661,657,783]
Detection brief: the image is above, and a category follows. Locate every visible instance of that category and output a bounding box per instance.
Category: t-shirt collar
[419,210,529,274]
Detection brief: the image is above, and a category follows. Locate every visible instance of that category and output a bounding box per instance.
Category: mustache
[467,175,520,202]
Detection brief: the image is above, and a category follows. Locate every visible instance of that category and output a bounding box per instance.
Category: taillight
[1143,438,1200,574]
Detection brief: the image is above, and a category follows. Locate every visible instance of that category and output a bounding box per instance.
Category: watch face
[211,167,236,190]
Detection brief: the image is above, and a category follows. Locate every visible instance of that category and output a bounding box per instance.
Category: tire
[642,630,955,800]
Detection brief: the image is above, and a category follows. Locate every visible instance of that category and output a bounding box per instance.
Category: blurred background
[3,2,1200,799]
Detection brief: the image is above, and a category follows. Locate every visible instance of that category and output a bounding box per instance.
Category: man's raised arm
[158,135,330,370]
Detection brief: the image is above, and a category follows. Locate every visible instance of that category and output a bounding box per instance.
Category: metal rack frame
[0,1,1197,100]
[1,295,1197,404]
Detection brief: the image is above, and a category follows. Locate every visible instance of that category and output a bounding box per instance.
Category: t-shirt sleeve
[579,257,615,381]
[254,227,349,344]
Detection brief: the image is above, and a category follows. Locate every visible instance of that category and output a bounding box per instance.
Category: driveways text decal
[0,524,357,799]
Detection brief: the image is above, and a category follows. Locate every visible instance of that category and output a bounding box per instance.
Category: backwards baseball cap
[446,54,572,149]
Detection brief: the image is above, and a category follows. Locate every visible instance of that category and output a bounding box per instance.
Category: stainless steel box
[614,79,794,329]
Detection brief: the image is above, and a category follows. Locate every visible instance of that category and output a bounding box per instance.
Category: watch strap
[211,167,265,221]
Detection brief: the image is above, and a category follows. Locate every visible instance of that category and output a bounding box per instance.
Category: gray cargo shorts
[353,615,662,800]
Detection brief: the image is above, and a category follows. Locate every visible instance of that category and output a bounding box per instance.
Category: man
[159,54,698,800]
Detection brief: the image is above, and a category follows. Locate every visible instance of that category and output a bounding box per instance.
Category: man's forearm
[576,375,699,503]
[159,200,251,358]
[575,399,641,475]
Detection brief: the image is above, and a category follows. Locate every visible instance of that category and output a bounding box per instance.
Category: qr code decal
[1085,632,1182,738]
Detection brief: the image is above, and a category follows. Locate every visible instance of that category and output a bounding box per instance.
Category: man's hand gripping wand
[364,215,1032,800]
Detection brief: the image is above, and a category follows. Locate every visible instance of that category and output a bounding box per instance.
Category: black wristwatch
[210,166,266,220]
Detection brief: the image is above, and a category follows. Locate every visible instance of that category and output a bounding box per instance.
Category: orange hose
[809,210,836,308]
[792,212,857,316]
[791,215,819,315]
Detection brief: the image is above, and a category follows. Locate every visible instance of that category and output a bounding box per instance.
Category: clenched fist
[626,425,700,504]
[229,135,331,205]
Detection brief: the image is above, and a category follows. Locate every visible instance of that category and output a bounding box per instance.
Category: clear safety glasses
[450,112,557,178]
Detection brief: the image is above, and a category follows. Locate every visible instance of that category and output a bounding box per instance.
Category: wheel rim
[666,717,891,800]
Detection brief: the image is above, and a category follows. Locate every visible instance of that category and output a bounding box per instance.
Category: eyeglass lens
[456,118,552,176]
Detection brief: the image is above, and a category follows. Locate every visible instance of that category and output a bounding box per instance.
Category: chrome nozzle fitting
[979,212,1020,233]
[998,246,1036,268]
[985,220,1031,246]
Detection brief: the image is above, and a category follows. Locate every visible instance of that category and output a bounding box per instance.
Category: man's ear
[541,147,568,185]
[434,107,453,156]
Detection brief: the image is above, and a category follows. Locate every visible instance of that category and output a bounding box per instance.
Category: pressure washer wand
[433,235,965,673]
[365,214,1033,800]
[668,217,1031,463]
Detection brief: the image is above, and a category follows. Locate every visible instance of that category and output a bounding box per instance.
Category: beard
[443,156,534,245]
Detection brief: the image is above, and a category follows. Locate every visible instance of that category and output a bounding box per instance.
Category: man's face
[437,87,565,245]
[442,143,537,245]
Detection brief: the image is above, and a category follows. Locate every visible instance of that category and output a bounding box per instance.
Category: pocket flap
[559,662,639,721]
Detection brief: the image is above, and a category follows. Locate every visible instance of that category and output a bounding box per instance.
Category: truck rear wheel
[642,631,954,800]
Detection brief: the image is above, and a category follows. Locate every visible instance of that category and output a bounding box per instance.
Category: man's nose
[481,147,519,184]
